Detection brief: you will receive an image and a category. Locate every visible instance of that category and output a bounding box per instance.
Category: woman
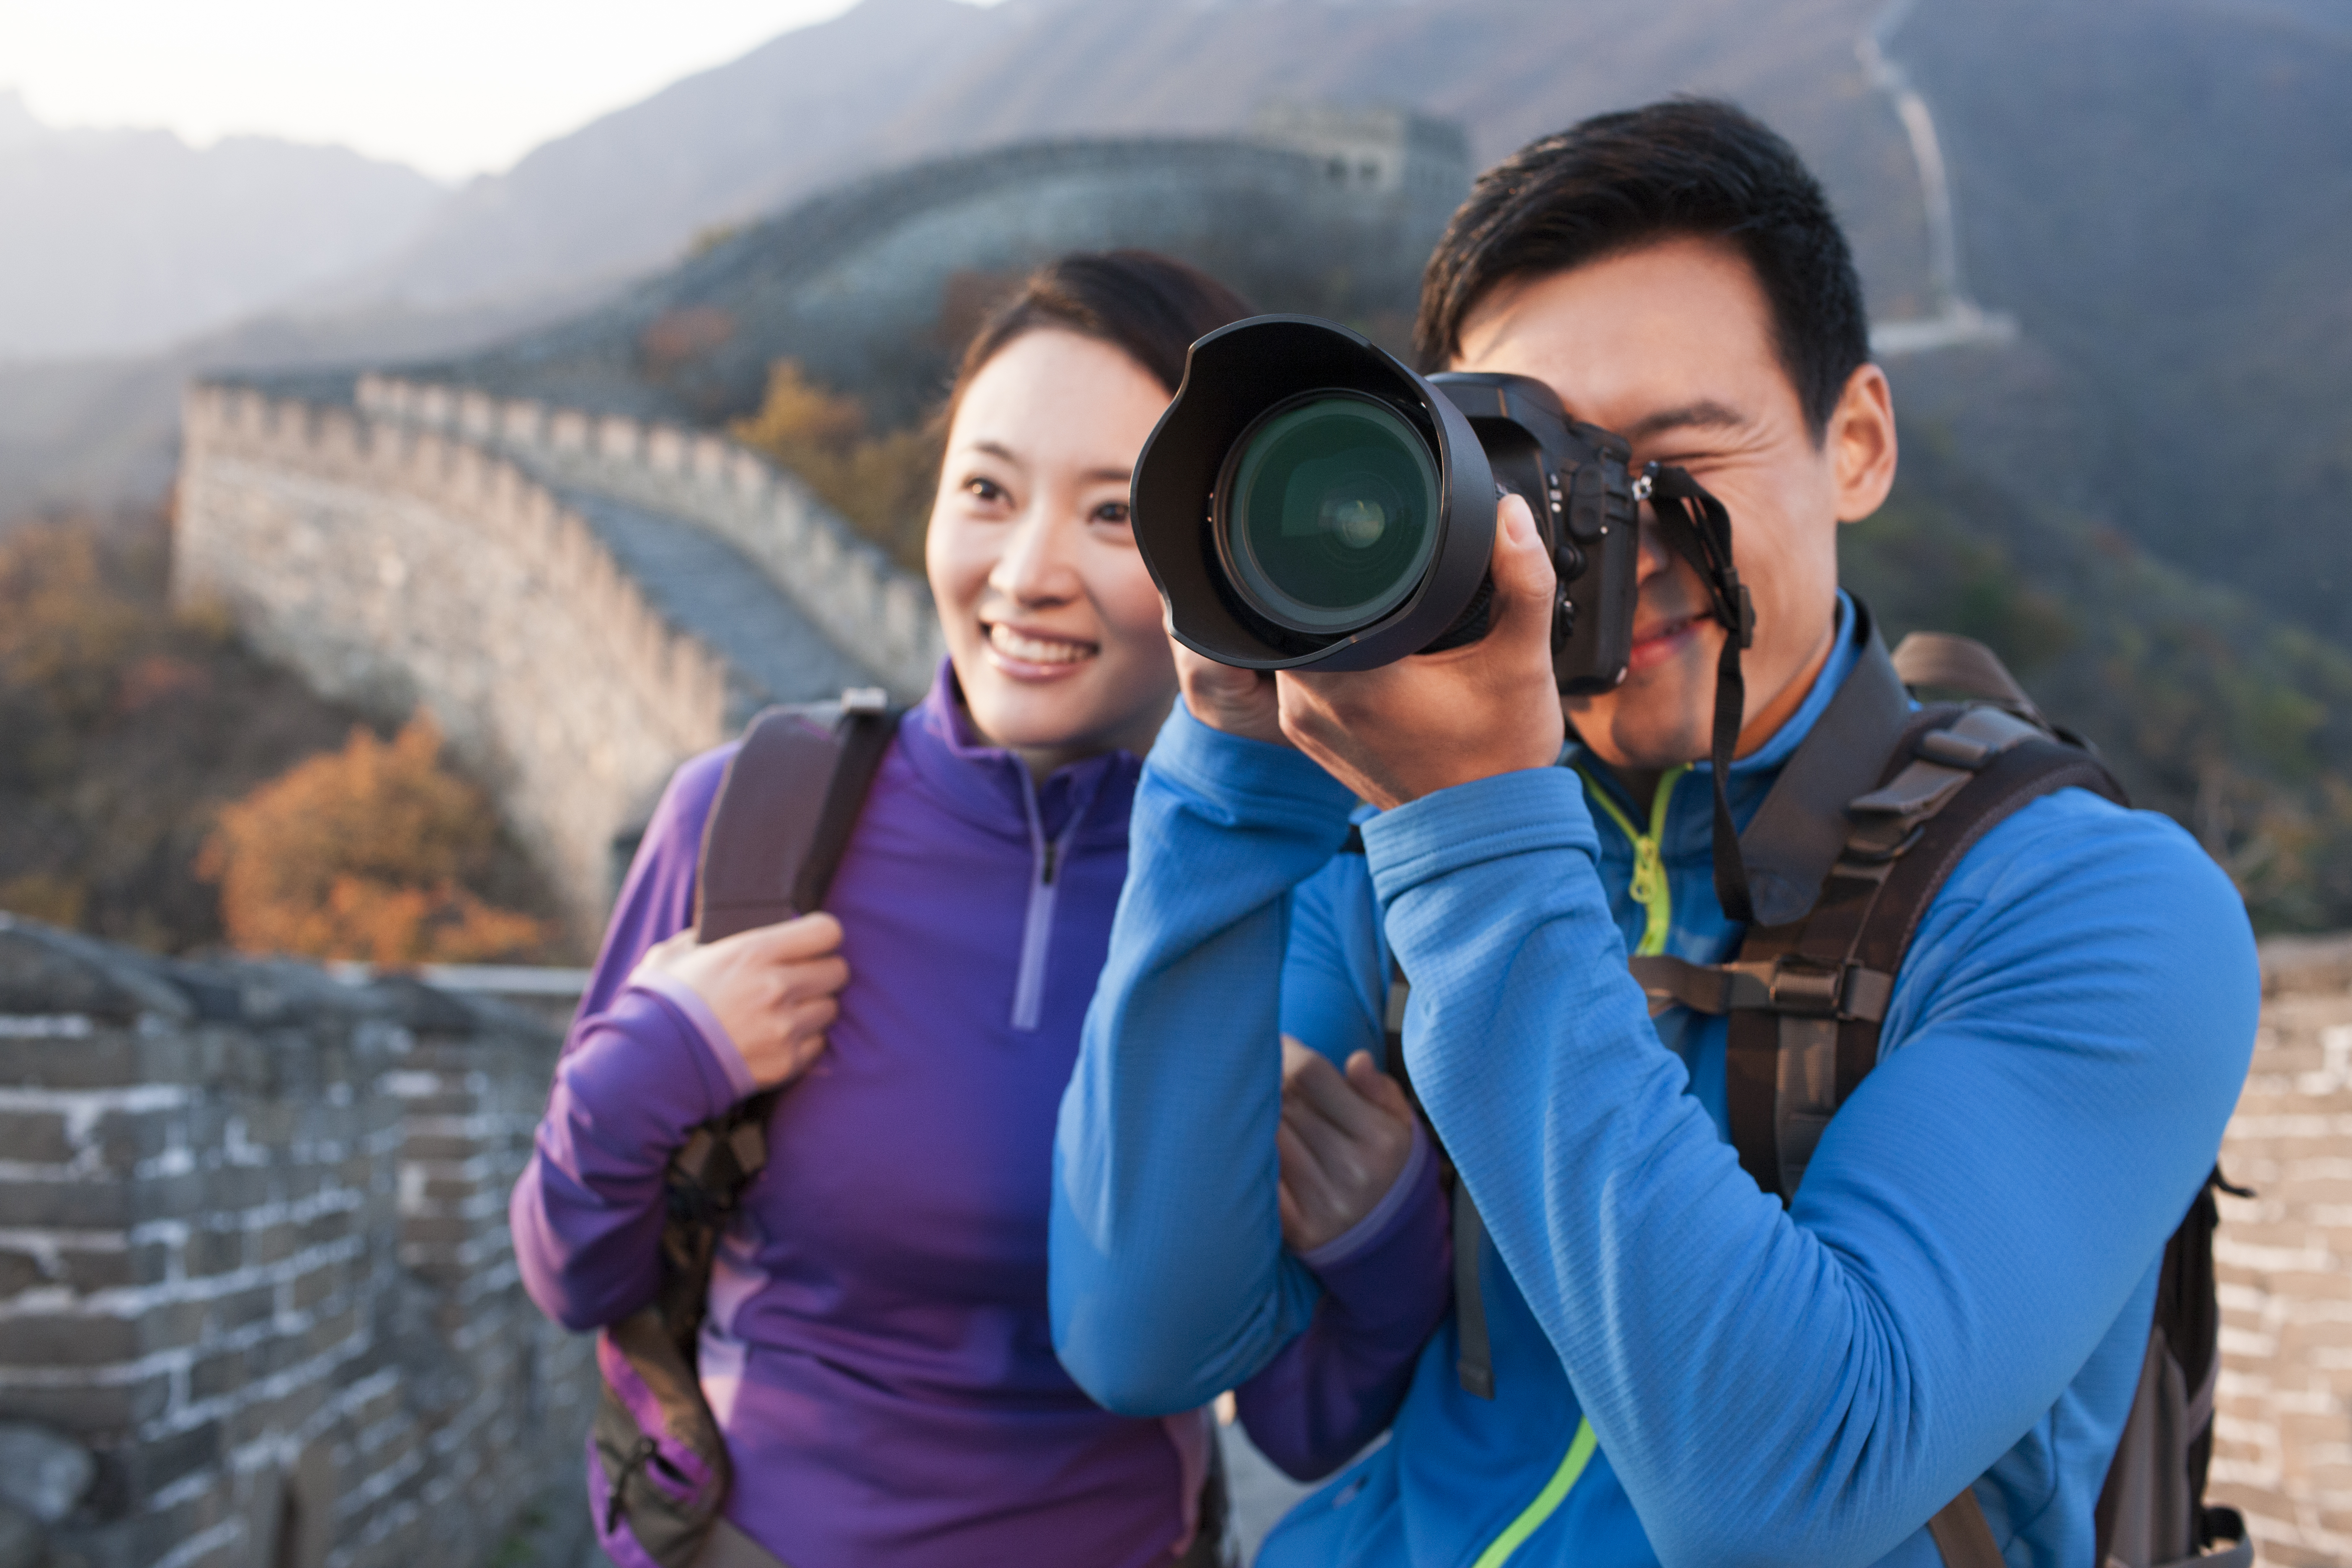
[512,253,1257,1567]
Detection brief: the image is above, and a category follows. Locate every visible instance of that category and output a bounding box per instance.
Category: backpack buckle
[1767,959,1895,1022]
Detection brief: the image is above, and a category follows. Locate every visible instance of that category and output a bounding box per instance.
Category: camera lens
[1217,394,1440,634]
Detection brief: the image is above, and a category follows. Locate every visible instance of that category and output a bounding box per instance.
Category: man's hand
[1173,628,1288,747]
[1276,1036,1420,1254]
[633,913,848,1089]
[1277,493,1565,808]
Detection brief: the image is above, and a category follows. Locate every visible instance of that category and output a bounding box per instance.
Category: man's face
[1452,235,1895,774]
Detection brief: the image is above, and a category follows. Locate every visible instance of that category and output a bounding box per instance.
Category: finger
[1275,1119,1337,1215]
[1487,491,1558,637]
[1288,1046,1389,1142]
[769,955,851,1005]
[1345,1051,1418,1125]
[731,910,845,963]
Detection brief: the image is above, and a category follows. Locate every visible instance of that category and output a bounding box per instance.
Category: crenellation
[647,424,686,475]
[595,413,639,462]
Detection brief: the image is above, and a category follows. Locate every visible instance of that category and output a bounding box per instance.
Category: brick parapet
[2210,934,2352,1565]
[0,916,591,1568]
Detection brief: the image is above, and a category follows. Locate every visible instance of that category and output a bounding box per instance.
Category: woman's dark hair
[946,250,1254,420]
[1414,99,1870,443]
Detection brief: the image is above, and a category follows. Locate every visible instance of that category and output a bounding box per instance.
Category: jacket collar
[897,659,1143,844]
[1569,592,1863,852]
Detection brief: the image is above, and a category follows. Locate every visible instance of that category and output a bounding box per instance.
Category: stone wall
[2212,935,2352,1565]
[175,380,935,940]
[0,913,590,1568]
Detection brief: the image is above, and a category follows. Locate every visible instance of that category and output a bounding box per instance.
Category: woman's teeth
[989,624,1094,664]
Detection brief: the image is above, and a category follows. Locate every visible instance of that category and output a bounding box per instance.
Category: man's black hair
[1414,99,1870,442]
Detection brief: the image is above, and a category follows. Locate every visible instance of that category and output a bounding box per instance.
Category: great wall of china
[5,90,2348,1565]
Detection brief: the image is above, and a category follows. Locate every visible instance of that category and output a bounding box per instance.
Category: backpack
[1386,607,2250,1568]
[588,689,899,1568]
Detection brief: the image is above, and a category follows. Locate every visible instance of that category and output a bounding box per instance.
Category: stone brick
[0,1109,72,1165]
[0,1312,137,1367]
[0,1177,129,1230]
[0,1246,46,1297]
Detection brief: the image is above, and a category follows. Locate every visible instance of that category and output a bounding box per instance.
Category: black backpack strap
[694,687,897,941]
[1718,704,2125,1201]
[1735,603,1914,926]
[654,687,902,1354]
[1378,959,1495,1400]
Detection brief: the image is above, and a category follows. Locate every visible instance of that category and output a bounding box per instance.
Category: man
[1050,101,2257,1566]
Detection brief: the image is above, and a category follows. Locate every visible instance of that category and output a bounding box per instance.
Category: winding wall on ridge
[175,377,941,942]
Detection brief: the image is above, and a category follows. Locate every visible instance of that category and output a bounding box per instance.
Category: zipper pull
[1041,838,1059,885]
[1629,836,1663,906]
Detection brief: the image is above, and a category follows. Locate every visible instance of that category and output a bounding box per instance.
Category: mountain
[352,0,1937,325]
[0,90,446,361]
[1889,0,2352,645]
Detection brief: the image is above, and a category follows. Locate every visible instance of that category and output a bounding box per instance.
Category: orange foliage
[730,359,940,572]
[197,715,545,964]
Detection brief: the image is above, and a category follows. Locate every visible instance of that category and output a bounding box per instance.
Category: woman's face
[926,329,1178,776]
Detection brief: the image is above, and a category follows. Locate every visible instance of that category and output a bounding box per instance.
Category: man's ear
[1829,363,1898,523]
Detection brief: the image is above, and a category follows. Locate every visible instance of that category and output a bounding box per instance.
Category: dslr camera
[1130,314,1643,690]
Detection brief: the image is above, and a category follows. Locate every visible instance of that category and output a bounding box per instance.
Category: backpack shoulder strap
[694,687,899,942]
[1717,701,2125,1200]
[653,686,901,1354]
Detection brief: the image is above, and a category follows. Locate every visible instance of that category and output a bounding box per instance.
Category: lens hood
[1133,315,1497,671]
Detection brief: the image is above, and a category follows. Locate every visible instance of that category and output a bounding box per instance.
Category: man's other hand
[1277,1036,1419,1254]
[633,913,848,1089]
[1278,493,1565,809]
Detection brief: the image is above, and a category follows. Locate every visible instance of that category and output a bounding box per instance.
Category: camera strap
[1639,464,1757,924]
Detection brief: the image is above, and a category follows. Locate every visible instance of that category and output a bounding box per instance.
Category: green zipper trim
[1469,1417,1599,1568]
[1575,763,1690,958]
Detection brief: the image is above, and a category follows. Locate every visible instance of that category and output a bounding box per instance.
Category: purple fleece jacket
[510,670,1449,1566]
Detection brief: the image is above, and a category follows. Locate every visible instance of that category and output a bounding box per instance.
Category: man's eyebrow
[1621,400,1748,443]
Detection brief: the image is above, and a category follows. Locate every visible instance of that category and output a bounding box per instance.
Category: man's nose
[1633,510,1676,585]
[990,503,1081,606]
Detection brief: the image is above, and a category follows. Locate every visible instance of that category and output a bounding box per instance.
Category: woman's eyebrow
[1078,465,1135,485]
[1622,400,1746,443]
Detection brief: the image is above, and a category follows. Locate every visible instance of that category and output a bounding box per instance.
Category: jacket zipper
[1011,774,1079,1032]
[1462,766,1680,1563]
[1575,763,1689,958]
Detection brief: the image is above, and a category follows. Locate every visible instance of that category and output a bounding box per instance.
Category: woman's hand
[1276,1036,1420,1254]
[633,913,849,1090]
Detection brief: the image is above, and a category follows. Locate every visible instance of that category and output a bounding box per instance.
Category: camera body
[1132,315,1640,692]
[1425,372,1639,694]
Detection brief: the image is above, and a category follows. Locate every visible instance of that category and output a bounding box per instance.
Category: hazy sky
[0,0,947,181]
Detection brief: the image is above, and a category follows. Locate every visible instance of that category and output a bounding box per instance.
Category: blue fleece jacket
[1051,598,2258,1568]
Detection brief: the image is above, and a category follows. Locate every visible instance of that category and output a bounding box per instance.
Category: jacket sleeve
[1234,1121,1451,1480]
[509,749,740,1331]
[1050,704,1362,1414]
[1362,768,2259,1568]
[1229,841,1454,1479]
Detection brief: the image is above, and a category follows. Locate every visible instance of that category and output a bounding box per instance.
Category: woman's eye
[1092,500,1132,526]
[963,476,1008,505]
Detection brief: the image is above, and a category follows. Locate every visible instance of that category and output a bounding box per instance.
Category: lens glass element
[1221,395,1441,633]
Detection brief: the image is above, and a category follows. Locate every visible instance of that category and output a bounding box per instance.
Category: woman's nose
[990,504,1082,607]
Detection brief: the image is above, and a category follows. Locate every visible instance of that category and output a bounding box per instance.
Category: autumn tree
[731,359,940,572]
[197,714,547,965]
